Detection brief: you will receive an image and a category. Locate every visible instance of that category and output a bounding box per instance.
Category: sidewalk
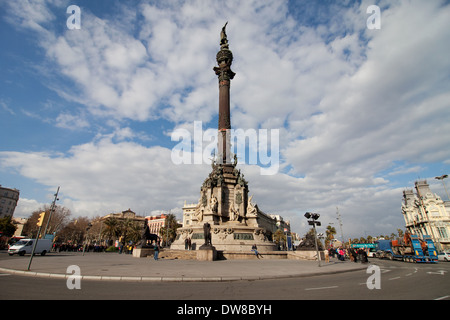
[0,251,368,282]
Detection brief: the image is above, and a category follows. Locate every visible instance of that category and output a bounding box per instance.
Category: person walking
[153,242,160,261]
[350,248,358,263]
[338,248,345,261]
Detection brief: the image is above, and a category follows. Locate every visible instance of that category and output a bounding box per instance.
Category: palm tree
[120,219,142,244]
[397,229,404,241]
[102,217,120,246]
[325,225,336,247]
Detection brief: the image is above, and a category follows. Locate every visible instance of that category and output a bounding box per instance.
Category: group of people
[184,237,192,250]
[350,248,369,263]
[117,242,134,254]
[52,243,107,253]
[328,247,369,263]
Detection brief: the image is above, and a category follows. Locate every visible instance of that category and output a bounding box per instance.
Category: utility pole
[43,186,60,237]
[336,207,344,243]
[305,212,322,267]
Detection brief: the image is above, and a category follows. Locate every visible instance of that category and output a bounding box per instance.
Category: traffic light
[304,212,320,220]
[37,212,46,227]
[305,212,321,225]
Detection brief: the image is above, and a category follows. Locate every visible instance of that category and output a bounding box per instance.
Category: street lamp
[435,174,449,200]
[43,186,60,237]
[304,212,322,267]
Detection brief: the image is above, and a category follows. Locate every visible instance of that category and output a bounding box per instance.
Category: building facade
[145,214,167,236]
[0,185,20,218]
[101,208,145,224]
[402,180,450,252]
[181,201,197,228]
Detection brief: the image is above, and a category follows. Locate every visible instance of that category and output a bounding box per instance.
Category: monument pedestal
[197,245,217,261]
[132,247,154,258]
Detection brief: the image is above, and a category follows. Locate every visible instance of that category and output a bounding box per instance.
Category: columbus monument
[171,23,277,253]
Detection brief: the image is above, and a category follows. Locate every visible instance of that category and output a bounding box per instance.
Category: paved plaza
[0,252,367,282]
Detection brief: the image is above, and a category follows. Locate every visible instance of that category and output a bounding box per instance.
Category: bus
[350,243,377,257]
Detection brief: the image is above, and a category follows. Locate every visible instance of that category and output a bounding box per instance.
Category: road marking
[434,295,450,301]
[427,270,447,275]
[305,286,338,291]
[388,277,401,280]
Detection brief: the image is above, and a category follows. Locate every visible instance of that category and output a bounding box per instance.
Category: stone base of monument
[196,245,217,261]
[132,247,155,258]
[171,224,277,253]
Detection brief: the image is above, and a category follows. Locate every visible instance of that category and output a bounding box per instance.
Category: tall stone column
[214,22,235,166]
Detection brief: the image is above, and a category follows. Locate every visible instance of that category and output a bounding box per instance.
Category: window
[437,227,448,239]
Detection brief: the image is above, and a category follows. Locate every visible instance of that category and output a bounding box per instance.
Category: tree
[159,214,179,246]
[85,216,103,244]
[120,218,142,244]
[102,217,121,246]
[304,228,324,250]
[0,216,17,237]
[325,225,336,247]
[58,217,90,244]
[100,217,144,246]
[397,229,404,241]
[273,229,286,248]
[23,205,71,238]
[45,205,71,235]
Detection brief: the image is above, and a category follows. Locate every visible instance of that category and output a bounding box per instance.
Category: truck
[375,233,438,263]
[8,238,52,256]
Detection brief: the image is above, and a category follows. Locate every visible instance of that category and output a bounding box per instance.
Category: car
[438,252,450,262]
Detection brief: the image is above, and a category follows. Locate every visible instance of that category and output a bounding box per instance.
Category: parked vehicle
[375,233,438,263]
[350,243,377,257]
[8,238,52,256]
[438,252,450,262]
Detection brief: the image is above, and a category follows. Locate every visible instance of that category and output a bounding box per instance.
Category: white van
[8,239,52,256]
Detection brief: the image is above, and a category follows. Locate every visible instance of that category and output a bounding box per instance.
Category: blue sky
[1,0,449,239]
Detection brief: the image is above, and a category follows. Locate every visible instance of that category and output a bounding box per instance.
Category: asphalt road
[1,259,449,300]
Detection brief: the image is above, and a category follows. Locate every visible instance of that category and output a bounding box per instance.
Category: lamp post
[305,212,322,267]
[43,186,60,237]
[435,174,449,200]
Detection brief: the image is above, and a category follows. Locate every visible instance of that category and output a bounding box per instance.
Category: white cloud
[14,198,47,219]
[55,112,89,130]
[0,100,16,115]
[284,1,450,180]
[0,134,210,219]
